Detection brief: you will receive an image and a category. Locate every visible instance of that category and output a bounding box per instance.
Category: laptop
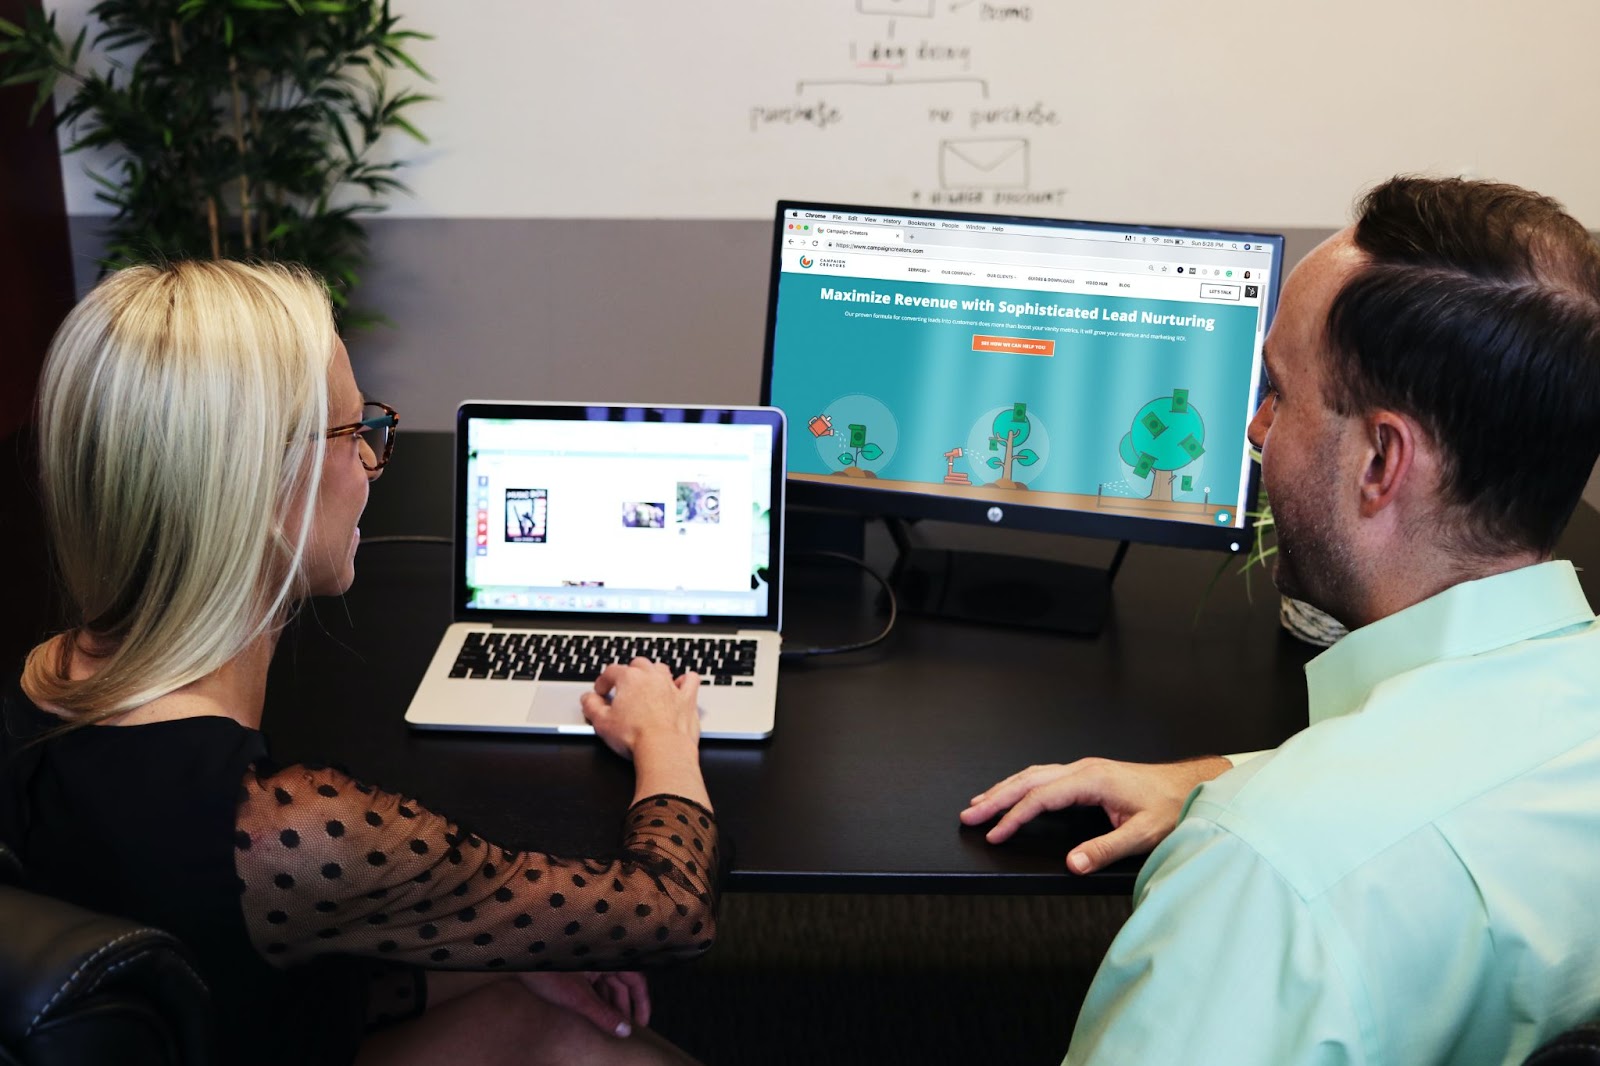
[403,401,786,740]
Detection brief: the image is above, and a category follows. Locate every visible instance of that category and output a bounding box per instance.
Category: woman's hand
[581,658,711,810]
[515,971,651,1037]
[580,657,701,760]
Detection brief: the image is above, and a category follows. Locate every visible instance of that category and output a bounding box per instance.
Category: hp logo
[986,506,1004,524]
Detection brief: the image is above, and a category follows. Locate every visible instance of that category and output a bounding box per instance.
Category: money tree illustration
[986,402,1038,489]
[1119,388,1205,500]
[838,422,884,478]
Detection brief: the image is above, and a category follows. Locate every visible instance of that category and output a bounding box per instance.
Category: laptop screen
[455,403,786,627]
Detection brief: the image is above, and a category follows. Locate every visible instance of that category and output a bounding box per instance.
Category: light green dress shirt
[1066,561,1600,1066]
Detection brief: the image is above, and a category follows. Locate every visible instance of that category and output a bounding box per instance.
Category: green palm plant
[1234,457,1277,602]
[0,0,431,328]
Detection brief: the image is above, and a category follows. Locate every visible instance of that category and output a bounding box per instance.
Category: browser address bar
[828,240,925,255]
[826,238,1167,276]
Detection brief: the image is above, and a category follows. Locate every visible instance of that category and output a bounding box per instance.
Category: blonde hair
[22,260,336,724]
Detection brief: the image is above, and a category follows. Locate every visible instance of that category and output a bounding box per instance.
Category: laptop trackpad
[526,681,591,730]
[524,680,719,734]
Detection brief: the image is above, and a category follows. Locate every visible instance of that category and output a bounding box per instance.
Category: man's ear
[1358,410,1421,517]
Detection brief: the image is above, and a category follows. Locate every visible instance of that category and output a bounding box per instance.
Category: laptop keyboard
[449,631,759,687]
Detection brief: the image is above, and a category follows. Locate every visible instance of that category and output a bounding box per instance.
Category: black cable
[358,534,452,546]
[780,550,898,661]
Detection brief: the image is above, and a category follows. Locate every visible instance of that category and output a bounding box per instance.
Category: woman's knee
[364,974,685,1066]
[456,978,616,1063]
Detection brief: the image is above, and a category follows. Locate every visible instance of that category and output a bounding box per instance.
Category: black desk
[264,432,1600,894]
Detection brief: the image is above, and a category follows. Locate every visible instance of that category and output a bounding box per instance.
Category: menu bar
[784,208,1276,261]
[784,249,1264,307]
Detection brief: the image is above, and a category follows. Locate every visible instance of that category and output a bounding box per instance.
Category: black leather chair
[1526,1024,1600,1066]
[0,841,212,1065]
[8,844,1594,1066]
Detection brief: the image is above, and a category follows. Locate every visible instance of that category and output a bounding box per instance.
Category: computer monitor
[760,200,1285,632]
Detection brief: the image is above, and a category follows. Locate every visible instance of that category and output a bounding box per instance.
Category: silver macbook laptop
[403,401,786,740]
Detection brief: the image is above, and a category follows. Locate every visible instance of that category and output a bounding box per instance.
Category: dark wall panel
[0,0,75,674]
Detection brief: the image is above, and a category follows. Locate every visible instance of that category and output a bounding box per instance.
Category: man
[962,176,1600,1064]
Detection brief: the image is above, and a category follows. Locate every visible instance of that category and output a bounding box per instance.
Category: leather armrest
[1525,1024,1600,1066]
[0,884,211,1064]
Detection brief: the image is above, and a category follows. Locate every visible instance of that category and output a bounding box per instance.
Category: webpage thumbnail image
[505,488,549,542]
[770,275,1261,529]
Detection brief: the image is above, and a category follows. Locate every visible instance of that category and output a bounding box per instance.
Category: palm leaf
[4,0,431,330]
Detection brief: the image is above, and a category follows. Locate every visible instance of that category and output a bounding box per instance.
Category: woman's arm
[234,762,718,971]
[581,659,710,811]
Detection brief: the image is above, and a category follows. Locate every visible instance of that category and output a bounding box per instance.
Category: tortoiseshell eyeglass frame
[327,401,399,472]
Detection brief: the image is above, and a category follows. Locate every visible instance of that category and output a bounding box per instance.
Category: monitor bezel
[759,199,1284,554]
[454,401,787,628]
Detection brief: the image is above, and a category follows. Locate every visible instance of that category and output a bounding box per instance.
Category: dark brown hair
[1326,176,1600,555]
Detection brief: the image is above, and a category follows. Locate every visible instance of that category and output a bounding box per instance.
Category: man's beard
[1269,477,1360,626]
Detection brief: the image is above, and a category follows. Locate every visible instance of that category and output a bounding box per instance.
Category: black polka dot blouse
[234,763,719,970]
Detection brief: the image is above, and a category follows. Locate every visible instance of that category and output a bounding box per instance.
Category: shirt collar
[1304,560,1594,726]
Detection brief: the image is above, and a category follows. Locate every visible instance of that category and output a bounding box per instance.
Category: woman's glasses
[327,401,399,472]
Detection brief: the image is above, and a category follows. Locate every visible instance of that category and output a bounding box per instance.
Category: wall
[45,0,1600,226]
[2,0,76,671]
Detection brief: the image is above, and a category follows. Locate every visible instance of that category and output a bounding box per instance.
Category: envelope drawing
[857,0,934,15]
[939,138,1030,189]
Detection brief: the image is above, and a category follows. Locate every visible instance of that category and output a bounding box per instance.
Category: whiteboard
[50,0,1600,227]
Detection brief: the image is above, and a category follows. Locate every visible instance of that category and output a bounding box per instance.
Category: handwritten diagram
[857,0,935,18]
[939,137,1028,189]
[748,1,1065,208]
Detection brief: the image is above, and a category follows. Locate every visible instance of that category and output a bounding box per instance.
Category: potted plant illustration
[1120,388,1205,500]
[986,402,1038,489]
[837,422,884,478]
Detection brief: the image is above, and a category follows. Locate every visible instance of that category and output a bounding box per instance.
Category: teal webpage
[769,273,1261,529]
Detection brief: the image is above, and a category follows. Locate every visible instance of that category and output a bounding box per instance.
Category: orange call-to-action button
[971,334,1056,356]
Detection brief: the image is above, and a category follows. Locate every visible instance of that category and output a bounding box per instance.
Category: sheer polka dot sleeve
[234,764,718,971]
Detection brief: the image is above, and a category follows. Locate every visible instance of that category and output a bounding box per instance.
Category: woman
[0,261,716,1066]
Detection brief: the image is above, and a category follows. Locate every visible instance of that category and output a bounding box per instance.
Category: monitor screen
[760,201,1284,553]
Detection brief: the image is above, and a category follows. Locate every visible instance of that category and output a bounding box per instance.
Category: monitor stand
[884,518,1129,637]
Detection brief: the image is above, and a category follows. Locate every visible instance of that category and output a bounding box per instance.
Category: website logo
[798,255,814,269]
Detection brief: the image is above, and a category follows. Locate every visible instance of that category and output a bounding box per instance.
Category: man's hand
[515,971,651,1038]
[960,756,1232,874]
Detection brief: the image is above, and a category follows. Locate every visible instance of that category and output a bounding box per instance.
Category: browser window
[768,204,1282,535]
[463,417,774,616]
